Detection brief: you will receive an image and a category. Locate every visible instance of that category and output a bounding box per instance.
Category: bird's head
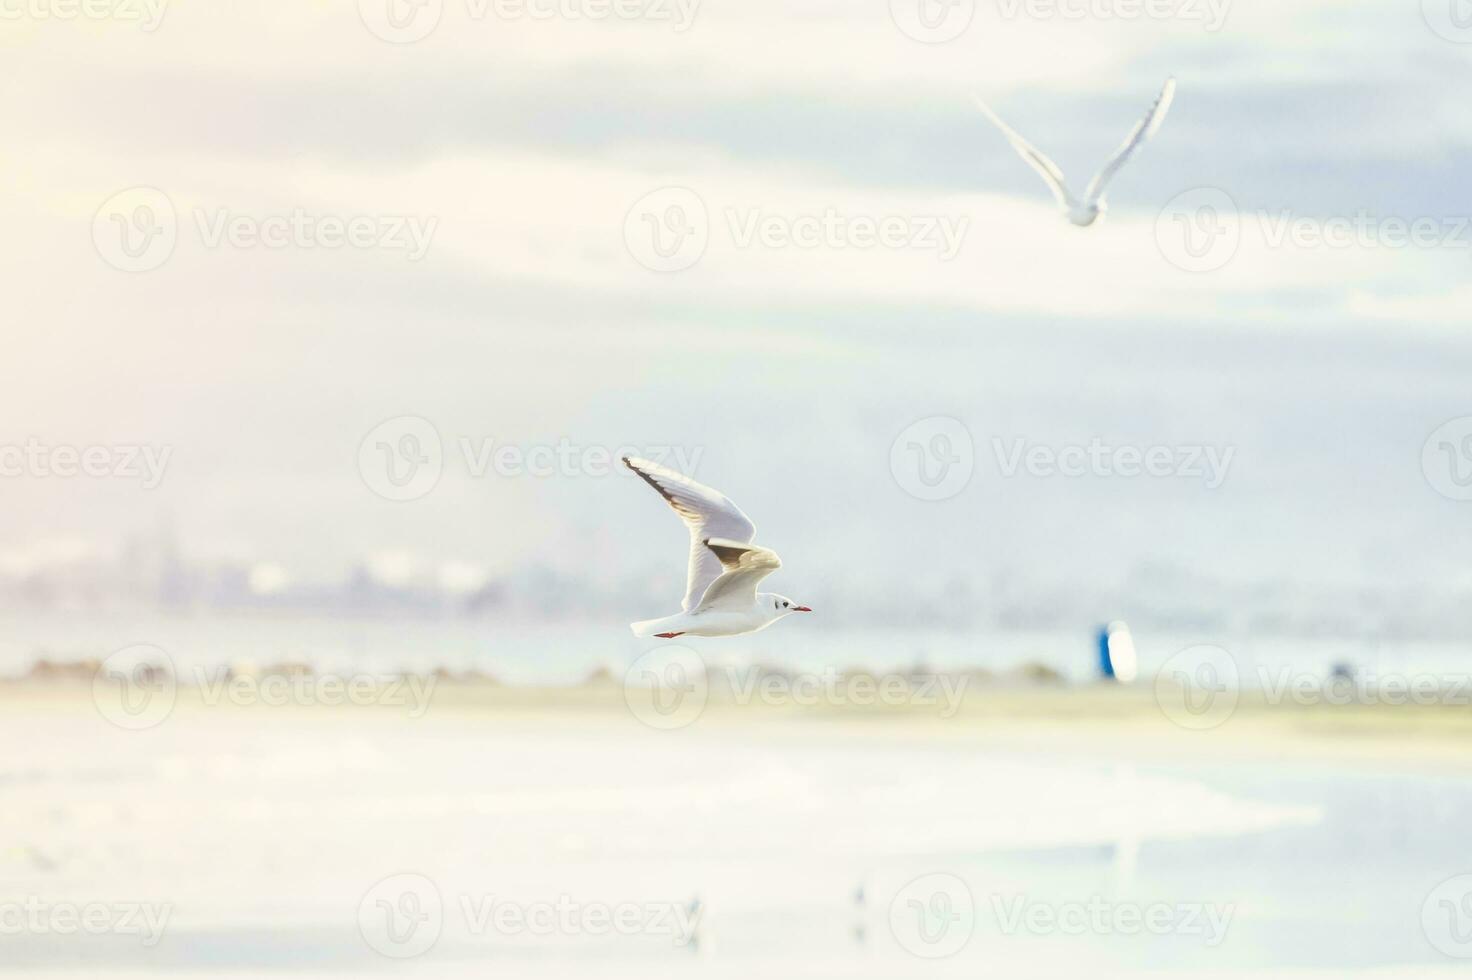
[1068,201,1104,227]
[764,594,812,618]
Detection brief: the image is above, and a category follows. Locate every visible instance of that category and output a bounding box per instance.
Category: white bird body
[624,456,810,638]
[976,77,1176,227]
[630,602,788,639]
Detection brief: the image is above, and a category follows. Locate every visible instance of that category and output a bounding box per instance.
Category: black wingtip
[626,456,679,509]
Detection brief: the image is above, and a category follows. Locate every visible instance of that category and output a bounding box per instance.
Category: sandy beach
[4,671,1471,978]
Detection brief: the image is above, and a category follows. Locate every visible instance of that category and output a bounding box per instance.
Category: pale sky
[3,0,1471,616]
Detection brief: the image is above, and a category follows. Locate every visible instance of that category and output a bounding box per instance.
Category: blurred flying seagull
[624,456,811,638]
[976,77,1176,227]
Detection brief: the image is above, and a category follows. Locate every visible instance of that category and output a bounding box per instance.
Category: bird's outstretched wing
[624,456,757,611]
[695,539,782,611]
[975,96,1075,211]
[1083,76,1176,206]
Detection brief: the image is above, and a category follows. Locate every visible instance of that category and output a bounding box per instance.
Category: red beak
[794,606,812,612]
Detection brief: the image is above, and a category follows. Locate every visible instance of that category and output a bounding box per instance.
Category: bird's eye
[783,601,789,608]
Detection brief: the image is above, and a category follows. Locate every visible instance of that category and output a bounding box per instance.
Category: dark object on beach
[262,662,314,678]
[1018,662,1064,685]
[581,665,617,686]
[1097,625,1114,679]
[28,659,103,682]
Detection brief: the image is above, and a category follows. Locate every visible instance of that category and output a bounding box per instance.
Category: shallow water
[2,699,1468,977]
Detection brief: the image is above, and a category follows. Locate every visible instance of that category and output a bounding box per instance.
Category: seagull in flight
[976,77,1176,227]
[624,456,810,638]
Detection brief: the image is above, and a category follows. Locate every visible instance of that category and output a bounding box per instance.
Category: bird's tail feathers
[630,617,668,637]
